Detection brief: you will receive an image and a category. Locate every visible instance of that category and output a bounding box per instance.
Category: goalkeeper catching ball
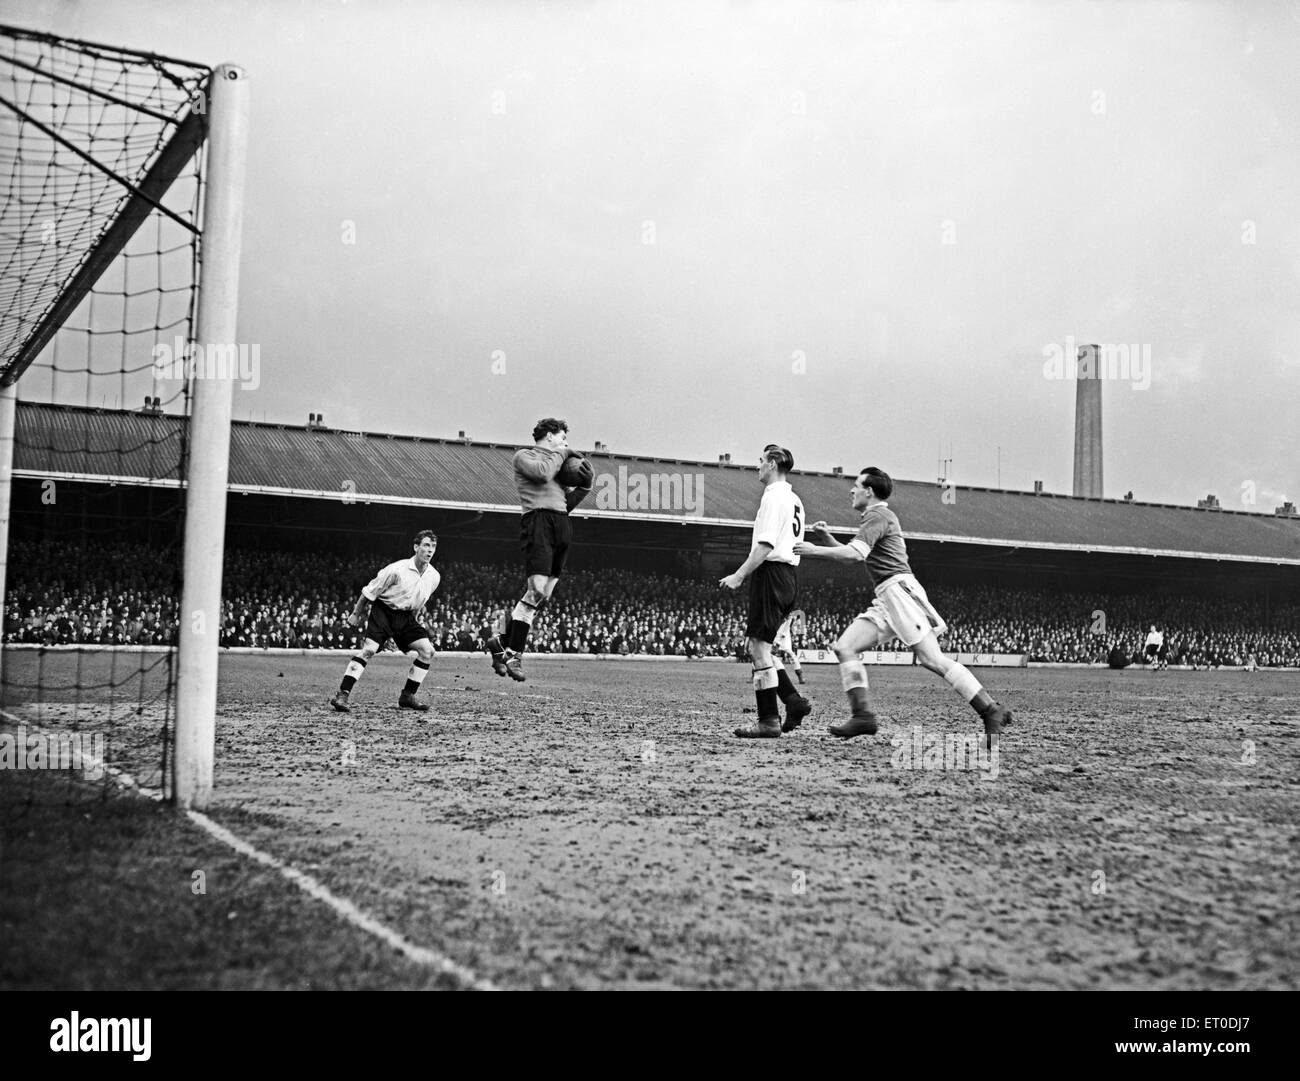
[485,418,593,682]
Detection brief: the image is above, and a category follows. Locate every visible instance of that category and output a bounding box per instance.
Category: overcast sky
[9,0,1299,509]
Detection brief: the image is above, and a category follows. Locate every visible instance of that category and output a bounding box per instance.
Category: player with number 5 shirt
[719,444,813,738]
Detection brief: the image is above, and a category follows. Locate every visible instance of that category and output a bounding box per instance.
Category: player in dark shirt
[485,418,592,681]
[796,467,1012,747]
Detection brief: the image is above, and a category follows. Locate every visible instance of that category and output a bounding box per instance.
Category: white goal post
[174,65,249,809]
[0,27,248,810]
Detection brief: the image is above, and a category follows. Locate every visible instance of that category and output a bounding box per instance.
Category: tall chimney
[1073,343,1103,498]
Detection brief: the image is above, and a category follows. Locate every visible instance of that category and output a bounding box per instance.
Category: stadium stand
[7,404,1299,670]
[12,401,1300,562]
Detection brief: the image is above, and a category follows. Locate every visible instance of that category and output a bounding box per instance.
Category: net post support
[0,381,15,695]
[175,65,249,810]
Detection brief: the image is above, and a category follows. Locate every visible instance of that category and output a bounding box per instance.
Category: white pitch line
[0,712,497,992]
[186,810,496,991]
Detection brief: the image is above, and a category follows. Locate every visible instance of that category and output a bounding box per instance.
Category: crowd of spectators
[927,583,1300,668]
[5,540,1300,668]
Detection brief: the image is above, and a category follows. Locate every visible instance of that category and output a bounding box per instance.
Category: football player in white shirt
[1143,626,1165,669]
[329,530,442,713]
[720,444,812,738]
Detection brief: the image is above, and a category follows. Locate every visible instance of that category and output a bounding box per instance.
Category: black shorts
[521,508,573,578]
[365,600,429,652]
[1145,643,1160,657]
[746,562,798,643]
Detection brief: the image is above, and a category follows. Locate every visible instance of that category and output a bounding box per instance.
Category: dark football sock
[340,676,357,692]
[403,658,430,697]
[507,618,530,652]
[756,687,780,718]
[775,669,799,702]
[847,686,873,715]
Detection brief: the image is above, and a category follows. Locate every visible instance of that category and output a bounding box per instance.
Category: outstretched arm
[798,542,865,563]
[795,523,866,563]
[808,520,842,546]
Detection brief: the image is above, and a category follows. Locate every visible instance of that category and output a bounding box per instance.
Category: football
[557,455,594,487]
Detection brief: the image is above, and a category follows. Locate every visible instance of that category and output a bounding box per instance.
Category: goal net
[0,24,245,808]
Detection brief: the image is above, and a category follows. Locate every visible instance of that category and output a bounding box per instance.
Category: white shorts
[855,573,948,648]
[773,618,793,654]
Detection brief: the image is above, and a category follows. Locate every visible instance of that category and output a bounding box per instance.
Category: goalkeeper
[486,418,592,682]
[329,530,442,713]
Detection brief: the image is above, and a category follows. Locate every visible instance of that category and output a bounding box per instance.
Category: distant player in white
[796,467,1011,746]
[719,444,812,737]
[329,530,441,713]
[1144,625,1164,669]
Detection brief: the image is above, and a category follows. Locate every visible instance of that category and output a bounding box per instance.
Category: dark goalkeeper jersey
[513,446,569,513]
[845,502,912,590]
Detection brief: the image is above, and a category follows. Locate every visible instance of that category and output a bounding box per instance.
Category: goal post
[0,25,247,810]
[175,64,249,809]
[0,382,15,689]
